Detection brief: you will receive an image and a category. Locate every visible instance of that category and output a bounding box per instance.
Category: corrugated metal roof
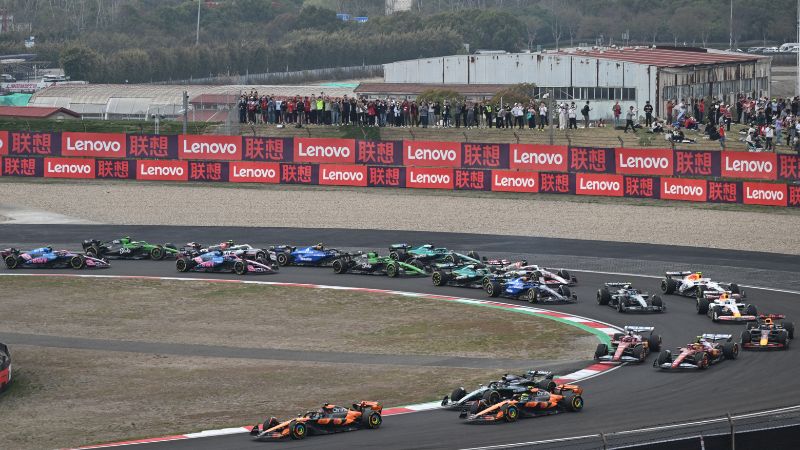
[556,47,765,68]
[0,105,80,118]
[355,83,508,94]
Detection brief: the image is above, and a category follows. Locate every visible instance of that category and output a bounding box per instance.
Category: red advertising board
[228,161,280,183]
[406,167,454,189]
[318,164,368,187]
[721,151,777,180]
[136,160,189,181]
[742,182,787,206]
[660,177,707,202]
[0,131,7,156]
[575,173,624,197]
[44,157,95,179]
[615,148,673,175]
[491,170,539,193]
[293,138,356,164]
[179,135,242,161]
[403,140,462,167]
[509,144,568,172]
[62,132,126,158]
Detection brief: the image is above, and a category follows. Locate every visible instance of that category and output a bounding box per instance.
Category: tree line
[0,0,795,83]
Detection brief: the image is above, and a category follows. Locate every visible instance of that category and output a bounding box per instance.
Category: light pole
[196,0,201,46]
[797,0,799,95]
[729,0,733,50]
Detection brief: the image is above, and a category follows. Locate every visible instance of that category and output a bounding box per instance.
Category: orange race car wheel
[504,405,519,422]
[289,421,306,440]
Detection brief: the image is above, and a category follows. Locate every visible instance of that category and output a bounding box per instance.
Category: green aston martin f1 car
[82,236,178,260]
[332,252,427,277]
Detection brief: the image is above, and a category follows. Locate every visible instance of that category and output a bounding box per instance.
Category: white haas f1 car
[594,326,662,363]
[597,283,665,313]
[498,261,577,286]
[696,291,757,323]
[660,271,744,298]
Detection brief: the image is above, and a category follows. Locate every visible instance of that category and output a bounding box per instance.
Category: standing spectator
[666,99,674,124]
[643,101,654,127]
[568,102,577,129]
[465,102,474,128]
[774,116,782,147]
[765,125,774,151]
[538,102,548,130]
[428,102,435,128]
[623,106,637,133]
[558,103,567,130]
[526,103,536,129]
[420,102,429,128]
[495,104,505,128]
[612,101,622,128]
[331,98,340,125]
[718,123,726,149]
[237,95,247,124]
[454,101,462,128]
[581,101,591,128]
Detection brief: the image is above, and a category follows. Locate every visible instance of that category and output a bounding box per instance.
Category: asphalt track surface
[1,225,799,449]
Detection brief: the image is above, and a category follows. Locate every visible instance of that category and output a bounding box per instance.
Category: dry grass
[0,278,592,360]
[1,346,504,450]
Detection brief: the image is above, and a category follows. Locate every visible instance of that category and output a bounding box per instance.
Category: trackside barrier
[2,130,800,181]
[459,404,800,450]
[2,155,798,208]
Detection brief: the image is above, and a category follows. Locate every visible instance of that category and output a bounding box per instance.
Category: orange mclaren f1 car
[459,384,583,423]
[249,401,382,440]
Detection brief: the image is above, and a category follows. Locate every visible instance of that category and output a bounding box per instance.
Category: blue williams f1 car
[270,243,344,267]
[2,247,109,270]
[485,275,577,304]
[176,250,277,275]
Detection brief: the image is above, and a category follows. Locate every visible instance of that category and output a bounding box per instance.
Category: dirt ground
[1,346,505,450]
[0,278,594,360]
[0,278,595,449]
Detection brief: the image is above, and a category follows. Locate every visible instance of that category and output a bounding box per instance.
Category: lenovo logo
[406,168,454,189]
[44,157,95,179]
[491,171,538,193]
[319,165,367,187]
[229,162,280,183]
[183,141,237,155]
[233,166,276,179]
[180,136,242,161]
[512,149,562,166]
[403,141,461,167]
[615,148,673,175]
[406,147,458,162]
[299,144,351,159]
[721,152,777,180]
[136,161,188,181]
[619,155,669,169]
[62,132,126,158]
[576,173,623,196]
[48,161,91,174]
[293,138,356,163]
[661,178,706,202]
[65,138,121,153]
[140,165,184,177]
[743,182,786,206]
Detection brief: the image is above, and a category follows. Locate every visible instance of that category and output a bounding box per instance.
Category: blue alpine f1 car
[270,243,344,267]
[485,275,577,304]
[176,250,277,275]
[2,246,109,270]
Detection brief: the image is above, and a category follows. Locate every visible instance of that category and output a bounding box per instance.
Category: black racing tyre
[276,252,290,266]
[696,285,707,299]
[432,270,447,286]
[745,304,758,316]
[85,245,100,257]
[265,417,280,430]
[4,255,19,269]
[597,287,611,305]
[612,332,625,341]
[617,299,626,313]
[363,411,382,429]
[525,289,538,304]
[648,334,662,352]
[255,251,266,261]
[559,285,572,298]
[503,404,519,422]
[332,258,347,274]
[651,295,664,309]
[557,269,571,282]
[467,250,480,261]
[696,298,710,314]
[409,259,426,272]
[661,277,676,294]
[784,321,795,339]
[234,260,247,275]
[289,420,306,440]
[729,283,741,294]
[469,400,484,415]
[389,250,406,261]
[150,246,164,260]
[70,255,85,269]
[482,389,501,405]
[740,330,752,345]
[746,321,757,330]
[486,280,502,298]
[443,254,456,264]
[386,263,398,278]
[559,392,584,412]
[722,342,738,360]
[710,307,721,322]
[176,258,190,272]
[537,380,557,393]
[694,351,709,369]
[450,387,467,402]
[777,331,789,348]
[656,350,671,366]
[632,344,645,362]
[594,343,608,360]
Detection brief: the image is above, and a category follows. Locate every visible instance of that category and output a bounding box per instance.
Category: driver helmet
[518,392,530,402]
[219,242,229,250]
[45,246,53,252]
[314,242,324,250]
[627,330,634,337]
[695,336,704,344]
[763,318,773,326]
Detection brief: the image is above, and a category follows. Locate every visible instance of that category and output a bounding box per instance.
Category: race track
[1,225,798,449]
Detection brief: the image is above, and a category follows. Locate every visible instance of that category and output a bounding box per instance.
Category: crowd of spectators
[236,89,798,153]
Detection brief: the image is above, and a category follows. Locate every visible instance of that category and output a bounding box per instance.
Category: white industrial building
[379,47,771,118]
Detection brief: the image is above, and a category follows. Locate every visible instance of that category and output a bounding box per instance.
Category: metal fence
[459,405,800,450]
